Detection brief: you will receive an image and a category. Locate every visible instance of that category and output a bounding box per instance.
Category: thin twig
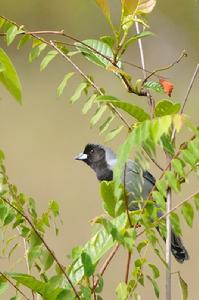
[125,251,132,284]
[49,40,132,131]
[142,50,187,85]
[0,196,80,299]
[181,63,199,114]
[134,16,155,118]
[134,17,147,79]
[93,243,120,290]
[0,272,30,300]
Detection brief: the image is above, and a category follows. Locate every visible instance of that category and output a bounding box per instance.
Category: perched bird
[75,143,189,263]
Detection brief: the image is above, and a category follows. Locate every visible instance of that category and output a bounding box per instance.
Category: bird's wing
[122,160,155,210]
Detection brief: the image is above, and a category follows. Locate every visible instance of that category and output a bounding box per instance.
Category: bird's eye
[90,149,94,154]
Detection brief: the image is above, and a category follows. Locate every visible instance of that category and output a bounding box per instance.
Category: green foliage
[178,272,188,300]
[57,72,74,96]
[155,100,181,117]
[40,50,58,71]
[0,276,9,296]
[143,81,164,94]
[0,3,198,299]
[97,95,150,121]
[75,39,114,68]
[0,48,22,103]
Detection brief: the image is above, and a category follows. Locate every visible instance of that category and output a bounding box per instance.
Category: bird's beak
[74,153,88,161]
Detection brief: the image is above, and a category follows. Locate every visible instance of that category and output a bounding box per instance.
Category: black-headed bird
[75,143,189,263]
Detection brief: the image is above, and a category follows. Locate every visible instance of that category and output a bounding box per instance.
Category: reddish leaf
[159,79,174,97]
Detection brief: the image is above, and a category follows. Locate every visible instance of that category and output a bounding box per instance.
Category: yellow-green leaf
[137,0,157,14]
[95,0,111,20]
[0,48,22,103]
[57,72,74,96]
[178,272,188,300]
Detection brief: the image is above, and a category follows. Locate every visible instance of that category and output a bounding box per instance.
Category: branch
[0,272,30,300]
[93,243,120,290]
[180,63,199,114]
[125,251,132,284]
[49,40,132,131]
[142,50,187,85]
[0,196,80,299]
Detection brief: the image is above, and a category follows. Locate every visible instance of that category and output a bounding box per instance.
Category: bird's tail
[171,230,189,263]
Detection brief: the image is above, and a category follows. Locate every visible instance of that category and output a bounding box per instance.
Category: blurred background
[0,0,199,299]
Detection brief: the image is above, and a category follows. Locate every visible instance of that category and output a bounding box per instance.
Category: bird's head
[75,143,116,180]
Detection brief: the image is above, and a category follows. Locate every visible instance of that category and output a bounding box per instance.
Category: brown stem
[125,251,132,284]
[0,272,30,300]
[93,243,120,290]
[0,196,80,299]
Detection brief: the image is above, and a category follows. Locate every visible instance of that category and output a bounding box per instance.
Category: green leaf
[0,276,9,295]
[144,81,164,93]
[99,115,114,134]
[40,50,58,71]
[100,36,114,48]
[10,296,21,300]
[194,193,199,210]
[4,210,16,226]
[6,25,18,45]
[116,282,128,300]
[100,181,117,217]
[123,31,153,50]
[81,251,95,277]
[172,159,185,177]
[82,94,97,114]
[137,240,148,254]
[57,72,74,97]
[69,214,127,284]
[28,245,42,269]
[8,273,46,295]
[41,249,54,272]
[148,263,160,279]
[170,212,182,236]
[70,82,88,103]
[105,126,124,142]
[29,42,47,63]
[165,171,180,192]
[155,100,181,117]
[0,204,8,221]
[152,191,166,210]
[178,272,188,300]
[181,202,194,227]
[81,286,92,300]
[97,95,150,121]
[0,48,22,103]
[76,39,114,68]
[17,34,31,49]
[90,105,107,127]
[28,197,37,219]
[49,200,59,217]
[146,275,159,298]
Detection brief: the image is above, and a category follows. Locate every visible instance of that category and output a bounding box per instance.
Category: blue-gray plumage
[75,143,189,263]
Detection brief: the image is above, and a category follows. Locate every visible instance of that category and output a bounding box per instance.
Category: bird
[75,143,189,263]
